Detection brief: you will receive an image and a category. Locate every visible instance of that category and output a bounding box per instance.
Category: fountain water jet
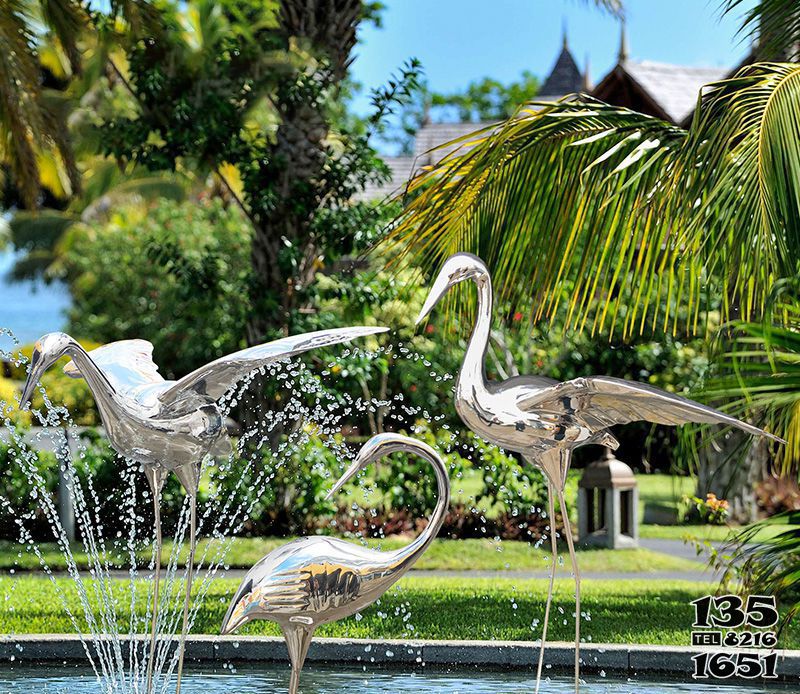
[17,327,386,693]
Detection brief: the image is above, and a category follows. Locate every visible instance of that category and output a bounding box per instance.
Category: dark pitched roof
[538,45,584,98]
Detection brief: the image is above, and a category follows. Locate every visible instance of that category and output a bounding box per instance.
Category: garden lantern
[578,447,639,549]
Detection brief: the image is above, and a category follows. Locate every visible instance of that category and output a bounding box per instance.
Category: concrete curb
[1,635,799,680]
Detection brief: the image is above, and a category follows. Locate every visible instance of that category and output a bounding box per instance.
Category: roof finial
[562,17,569,50]
[618,18,629,64]
[582,53,592,91]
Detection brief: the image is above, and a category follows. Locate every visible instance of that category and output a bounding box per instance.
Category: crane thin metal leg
[535,481,558,694]
[558,486,581,694]
[174,491,197,694]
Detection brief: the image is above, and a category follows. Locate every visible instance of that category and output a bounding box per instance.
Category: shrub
[0,377,31,427]
[62,198,252,379]
[0,437,58,541]
[682,492,730,525]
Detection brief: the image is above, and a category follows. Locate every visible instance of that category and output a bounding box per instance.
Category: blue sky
[349,0,756,115]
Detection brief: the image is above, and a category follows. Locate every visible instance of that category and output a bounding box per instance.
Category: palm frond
[676,63,800,324]
[39,0,89,73]
[388,63,800,338]
[723,0,800,61]
[387,98,685,337]
[0,0,47,208]
[578,0,624,18]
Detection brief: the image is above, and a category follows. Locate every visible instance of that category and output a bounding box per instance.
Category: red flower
[410,384,417,392]
[513,311,524,322]
[425,324,435,334]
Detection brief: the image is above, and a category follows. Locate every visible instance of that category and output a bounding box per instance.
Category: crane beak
[416,274,452,326]
[19,348,45,410]
[220,600,248,635]
[325,459,365,501]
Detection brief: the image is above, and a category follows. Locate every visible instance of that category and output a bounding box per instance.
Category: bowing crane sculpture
[220,432,450,694]
[416,252,783,693]
[19,326,387,694]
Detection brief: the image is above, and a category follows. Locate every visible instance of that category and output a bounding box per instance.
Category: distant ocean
[0,250,70,346]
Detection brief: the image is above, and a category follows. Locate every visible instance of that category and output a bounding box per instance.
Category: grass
[635,472,694,519]
[0,537,703,574]
[1,575,795,648]
[638,523,795,543]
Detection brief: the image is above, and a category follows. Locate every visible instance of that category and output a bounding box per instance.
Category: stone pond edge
[2,635,799,681]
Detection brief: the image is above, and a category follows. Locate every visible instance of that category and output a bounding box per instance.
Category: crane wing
[63,339,164,395]
[157,326,387,404]
[518,376,784,442]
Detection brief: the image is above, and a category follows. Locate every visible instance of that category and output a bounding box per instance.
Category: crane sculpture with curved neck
[416,252,783,693]
[220,432,450,694]
[19,326,387,694]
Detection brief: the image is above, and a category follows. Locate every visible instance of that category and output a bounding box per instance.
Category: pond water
[0,664,793,693]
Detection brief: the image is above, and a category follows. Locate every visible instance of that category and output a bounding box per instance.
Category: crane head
[19,332,74,409]
[221,578,255,635]
[325,433,439,501]
[416,252,489,325]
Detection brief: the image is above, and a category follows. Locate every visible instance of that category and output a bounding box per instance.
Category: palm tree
[386,4,800,518]
[388,60,800,338]
[0,0,86,208]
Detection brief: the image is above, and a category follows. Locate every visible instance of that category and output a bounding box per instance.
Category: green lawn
[1,575,795,648]
[0,537,702,574]
[638,523,794,543]
[635,472,694,519]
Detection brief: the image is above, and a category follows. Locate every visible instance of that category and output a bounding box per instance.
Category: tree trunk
[245,0,363,345]
[240,1,363,434]
[696,433,769,524]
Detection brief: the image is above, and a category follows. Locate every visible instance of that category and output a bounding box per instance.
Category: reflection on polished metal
[220,433,450,694]
[19,326,387,694]
[416,252,783,694]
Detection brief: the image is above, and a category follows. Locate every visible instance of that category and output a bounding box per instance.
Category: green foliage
[0,377,31,427]
[432,71,540,122]
[367,425,465,519]
[99,0,421,338]
[222,428,341,537]
[0,437,58,541]
[305,261,462,434]
[62,198,252,378]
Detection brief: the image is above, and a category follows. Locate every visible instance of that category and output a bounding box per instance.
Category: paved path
[639,537,723,563]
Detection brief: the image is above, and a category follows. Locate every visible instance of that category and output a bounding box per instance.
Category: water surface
[0,663,793,693]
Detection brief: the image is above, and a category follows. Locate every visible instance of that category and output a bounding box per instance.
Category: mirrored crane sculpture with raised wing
[19,326,387,693]
[416,252,784,693]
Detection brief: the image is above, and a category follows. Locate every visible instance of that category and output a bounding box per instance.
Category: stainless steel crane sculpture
[220,432,450,694]
[416,252,783,693]
[19,326,387,694]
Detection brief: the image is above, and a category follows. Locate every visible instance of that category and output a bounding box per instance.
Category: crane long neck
[460,273,492,388]
[64,343,118,421]
[390,448,451,567]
